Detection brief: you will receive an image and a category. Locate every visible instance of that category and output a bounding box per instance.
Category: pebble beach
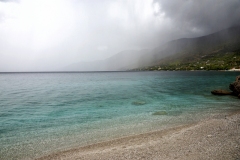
[37,111,240,160]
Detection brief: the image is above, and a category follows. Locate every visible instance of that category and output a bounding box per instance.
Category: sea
[0,71,240,160]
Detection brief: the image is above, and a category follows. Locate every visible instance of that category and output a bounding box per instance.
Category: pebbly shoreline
[36,112,240,160]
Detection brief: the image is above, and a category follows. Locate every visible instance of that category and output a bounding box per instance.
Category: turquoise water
[0,71,240,159]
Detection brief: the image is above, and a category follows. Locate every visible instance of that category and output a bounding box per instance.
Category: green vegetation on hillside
[130,26,240,71]
[133,48,240,71]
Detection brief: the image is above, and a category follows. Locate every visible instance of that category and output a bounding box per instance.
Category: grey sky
[0,0,240,71]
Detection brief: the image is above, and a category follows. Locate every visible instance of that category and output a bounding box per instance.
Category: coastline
[37,111,240,160]
[228,68,240,71]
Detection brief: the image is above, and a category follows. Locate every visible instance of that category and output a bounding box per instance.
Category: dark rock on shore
[211,76,240,98]
[211,90,233,95]
[229,76,240,97]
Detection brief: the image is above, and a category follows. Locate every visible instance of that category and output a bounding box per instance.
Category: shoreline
[36,112,240,160]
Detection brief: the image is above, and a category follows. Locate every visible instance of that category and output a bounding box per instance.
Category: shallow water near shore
[0,71,240,160]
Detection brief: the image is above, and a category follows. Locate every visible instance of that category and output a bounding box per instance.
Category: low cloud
[0,0,240,71]
[97,46,108,51]
[154,0,240,35]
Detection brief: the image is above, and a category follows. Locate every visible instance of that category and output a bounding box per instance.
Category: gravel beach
[37,112,240,160]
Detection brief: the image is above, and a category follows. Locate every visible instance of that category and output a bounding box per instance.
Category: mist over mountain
[139,26,240,68]
[63,26,240,71]
[1,0,240,71]
[63,49,149,71]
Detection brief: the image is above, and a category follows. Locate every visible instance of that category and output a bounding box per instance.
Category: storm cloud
[0,0,240,71]
[155,0,240,35]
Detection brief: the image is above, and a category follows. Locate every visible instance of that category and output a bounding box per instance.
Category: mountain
[135,26,240,70]
[64,26,240,71]
[63,49,149,71]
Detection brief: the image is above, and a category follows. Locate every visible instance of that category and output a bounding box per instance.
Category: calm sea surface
[0,71,240,159]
